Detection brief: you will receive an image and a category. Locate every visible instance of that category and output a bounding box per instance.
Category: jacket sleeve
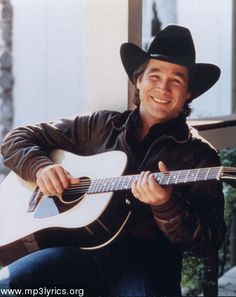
[1,111,118,182]
[151,146,226,257]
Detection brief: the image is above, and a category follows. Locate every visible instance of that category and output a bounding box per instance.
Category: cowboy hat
[120,24,220,100]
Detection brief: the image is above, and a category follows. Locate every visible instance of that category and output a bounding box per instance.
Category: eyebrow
[148,67,188,82]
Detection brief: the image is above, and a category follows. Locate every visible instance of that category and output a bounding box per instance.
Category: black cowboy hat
[120,24,220,100]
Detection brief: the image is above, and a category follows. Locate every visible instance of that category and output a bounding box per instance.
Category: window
[142,0,233,118]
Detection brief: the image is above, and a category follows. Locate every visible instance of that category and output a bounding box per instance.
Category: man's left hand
[131,161,173,206]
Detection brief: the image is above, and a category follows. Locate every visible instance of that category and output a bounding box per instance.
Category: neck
[138,111,167,141]
[138,111,186,142]
[138,122,149,141]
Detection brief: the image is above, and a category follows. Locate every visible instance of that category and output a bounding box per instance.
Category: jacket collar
[113,107,191,143]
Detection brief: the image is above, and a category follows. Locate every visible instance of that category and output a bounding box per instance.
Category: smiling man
[0,25,226,296]
[137,60,191,127]
[131,59,192,206]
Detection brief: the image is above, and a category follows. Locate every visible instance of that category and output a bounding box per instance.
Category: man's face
[137,59,191,126]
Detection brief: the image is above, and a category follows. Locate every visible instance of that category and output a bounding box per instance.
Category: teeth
[152,97,169,104]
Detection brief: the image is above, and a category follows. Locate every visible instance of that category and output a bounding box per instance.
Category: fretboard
[88,166,223,194]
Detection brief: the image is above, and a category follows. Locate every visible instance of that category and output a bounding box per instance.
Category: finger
[136,171,146,193]
[56,167,70,189]
[37,178,50,196]
[40,174,59,196]
[158,161,169,173]
[46,169,66,194]
[148,173,161,192]
[36,165,64,195]
[68,175,80,185]
[141,171,151,192]
[149,173,173,204]
[137,171,153,199]
[131,179,139,197]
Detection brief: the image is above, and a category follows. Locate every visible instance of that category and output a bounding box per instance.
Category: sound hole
[33,176,91,218]
[61,176,91,203]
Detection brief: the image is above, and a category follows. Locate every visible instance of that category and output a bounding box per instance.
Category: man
[0,25,225,296]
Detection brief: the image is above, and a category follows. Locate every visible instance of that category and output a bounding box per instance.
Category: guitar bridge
[27,186,43,212]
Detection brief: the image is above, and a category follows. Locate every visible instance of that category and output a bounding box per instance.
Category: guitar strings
[37,167,236,199]
[62,167,223,195]
[69,169,223,187]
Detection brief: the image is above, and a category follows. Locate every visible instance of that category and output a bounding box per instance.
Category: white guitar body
[1,149,235,267]
[0,150,131,266]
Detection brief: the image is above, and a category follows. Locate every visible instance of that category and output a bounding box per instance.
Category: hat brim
[120,43,220,100]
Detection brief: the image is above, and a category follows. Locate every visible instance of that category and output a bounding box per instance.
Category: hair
[132,60,193,117]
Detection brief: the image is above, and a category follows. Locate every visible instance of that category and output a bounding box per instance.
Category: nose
[156,79,169,93]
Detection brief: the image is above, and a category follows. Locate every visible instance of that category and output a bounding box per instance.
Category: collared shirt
[126,109,189,164]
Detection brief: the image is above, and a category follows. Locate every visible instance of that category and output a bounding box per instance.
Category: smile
[151,96,170,104]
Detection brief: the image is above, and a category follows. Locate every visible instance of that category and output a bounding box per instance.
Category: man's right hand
[36,164,80,196]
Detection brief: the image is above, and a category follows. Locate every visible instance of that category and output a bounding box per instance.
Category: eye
[149,75,160,81]
[171,79,182,86]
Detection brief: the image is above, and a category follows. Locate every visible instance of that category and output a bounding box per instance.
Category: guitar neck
[88,166,223,194]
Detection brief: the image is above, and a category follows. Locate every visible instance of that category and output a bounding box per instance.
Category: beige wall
[85,0,128,112]
[11,0,129,126]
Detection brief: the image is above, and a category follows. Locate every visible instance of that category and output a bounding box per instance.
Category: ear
[136,75,142,90]
[186,92,192,101]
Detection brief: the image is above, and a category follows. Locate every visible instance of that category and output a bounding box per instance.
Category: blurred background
[0,0,235,294]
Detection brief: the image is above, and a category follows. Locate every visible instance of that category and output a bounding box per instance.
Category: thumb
[158,161,169,173]
[66,172,80,185]
[69,177,80,184]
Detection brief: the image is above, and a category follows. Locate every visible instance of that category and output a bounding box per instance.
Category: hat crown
[120,24,220,101]
[147,25,196,67]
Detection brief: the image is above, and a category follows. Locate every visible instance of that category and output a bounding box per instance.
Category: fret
[167,171,179,185]
[212,167,222,180]
[119,176,126,190]
[208,167,219,180]
[100,178,106,192]
[93,180,100,193]
[154,173,162,184]
[99,178,104,192]
[125,175,138,190]
[89,178,99,193]
[100,178,107,192]
[106,178,112,192]
[159,173,165,185]
[123,176,132,189]
[88,181,94,193]
[131,175,138,186]
[194,168,204,181]
[98,179,102,191]
[105,178,111,192]
[129,175,135,188]
[111,177,118,191]
[197,168,209,181]
[166,172,172,185]
[160,173,171,185]
[94,177,115,193]
[101,178,109,192]
[184,170,191,183]
[121,177,126,190]
[177,170,188,183]
[117,176,124,191]
[88,167,222,194]
[175,170,182,184]
[113,177,120,191]
[108,177,115,191]
[124,176,130,189]
[187,169,198,182]
[205,168,211,180]
[110,177,118,191]
[194,168,200,182]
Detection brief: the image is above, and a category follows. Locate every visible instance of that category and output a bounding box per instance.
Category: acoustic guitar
[0,150,235,266]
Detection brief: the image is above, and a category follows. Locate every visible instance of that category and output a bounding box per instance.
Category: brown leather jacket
[1,109,226,260]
